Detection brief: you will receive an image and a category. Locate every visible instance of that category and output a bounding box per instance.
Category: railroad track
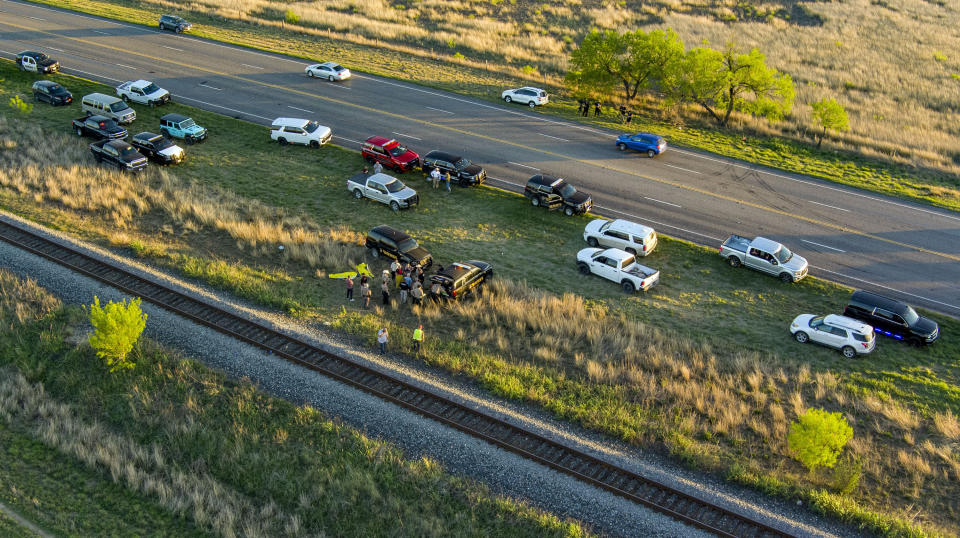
[0,219,793,538]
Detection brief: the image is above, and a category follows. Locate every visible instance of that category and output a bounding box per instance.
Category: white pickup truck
[116,80,171,106]
[720,235,808,283]
[576,247,660,293]
[347,172,419,211]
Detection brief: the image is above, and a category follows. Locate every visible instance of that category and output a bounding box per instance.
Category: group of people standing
[344,259,433,310]
[429,167,453,192]
[576,100,634,124]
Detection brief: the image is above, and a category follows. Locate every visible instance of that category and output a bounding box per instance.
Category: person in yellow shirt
[412,325,424,354]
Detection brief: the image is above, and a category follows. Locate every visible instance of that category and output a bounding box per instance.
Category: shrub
[87,296,147,373]
[8,95,32,114]
[787,408,853,472]
[284,10,299,25]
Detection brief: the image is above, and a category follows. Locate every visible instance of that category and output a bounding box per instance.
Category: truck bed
[721,234,751,253]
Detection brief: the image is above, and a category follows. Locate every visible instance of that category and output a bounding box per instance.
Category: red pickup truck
[361,136,420,173]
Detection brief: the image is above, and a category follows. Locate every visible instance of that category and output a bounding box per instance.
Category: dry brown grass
[0,268,61,328]
[0,116,365,270]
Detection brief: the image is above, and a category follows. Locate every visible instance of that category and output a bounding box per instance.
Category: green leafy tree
[811,97,850,149]
[665,43,794,126]
[284,9,300,25]
[787,408,853,472]
[87,296,147,373]
[566,28,685,104]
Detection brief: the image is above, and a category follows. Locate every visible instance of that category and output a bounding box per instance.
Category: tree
[811,97,850,149]
[665,43,794,127]
[87,296,147,373]
[787,408,853,472]
[566,28,685,104]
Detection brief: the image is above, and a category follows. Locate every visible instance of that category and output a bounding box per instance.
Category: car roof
[599,248,634,262]
[133,132,161,140]
[529,174,563,186]
[34,80,58,88]
[849,290,908,314]
[436,261,478,280]
[823,314,872,333]
[370,225,411,242]
[105,140,132,148]
[368,173,399,183]
[162,14,184,20]
[271,117,310,128]
[319,61,343,68]
[86,115,110,122]
[751,237,782,252]
[425,150,461,161]
[516,86,544,92]
[161,113,190,122]
[84,92,119,101]
[128,79,154,87]
[365,135,396,146]
[607,219,655,236]
[18,50,40,57]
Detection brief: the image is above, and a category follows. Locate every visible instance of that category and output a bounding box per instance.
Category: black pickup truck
[90,140,148,173]
[73,115,127,140]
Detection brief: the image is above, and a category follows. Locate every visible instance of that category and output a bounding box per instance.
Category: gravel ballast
[0,211,859,537]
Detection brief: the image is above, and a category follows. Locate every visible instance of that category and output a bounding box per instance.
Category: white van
[583,218,658,256]
[81,93,136,124]
[270,117,332,148]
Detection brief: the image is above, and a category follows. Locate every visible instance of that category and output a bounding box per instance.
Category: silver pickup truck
[720,235,808,283]
[347,172,419,212]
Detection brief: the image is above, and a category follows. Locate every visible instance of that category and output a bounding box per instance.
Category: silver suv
[790,314,875,358]
[583,218,657,256]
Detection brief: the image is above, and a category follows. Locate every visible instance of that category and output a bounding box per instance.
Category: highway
[2,0,959,316]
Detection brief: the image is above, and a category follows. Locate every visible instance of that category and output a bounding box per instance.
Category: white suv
[501,87,548,108]
[270,118,332,148]
[790,314,876,358]
[583,219,657,256]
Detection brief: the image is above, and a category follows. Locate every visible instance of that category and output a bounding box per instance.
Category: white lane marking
[241,63,263,69]
[663,163,701,175]
[92,30,109,35]
[670,147,960,223]
[162,45,183,52]
[812,265,960,313]
[64,68,121,83]
[287,105,314,114]
[47,46,63,52]
[198,83,222,91]
[334,135,363,145]
[507,162,539,171]
[425,106,454,114]
[175,96,272,120]
[392,131,421,141]
[538,132,570,142]
[27,15,44,20]
[487,176,525,188]
[801,239,846,253]
[644,197,681,208]
[116,63,136,70]
[808,200,849,212]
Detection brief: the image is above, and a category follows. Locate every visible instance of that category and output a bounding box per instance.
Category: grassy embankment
[0,268,586,537]
[24,0,960,213]
[1,64,958,535]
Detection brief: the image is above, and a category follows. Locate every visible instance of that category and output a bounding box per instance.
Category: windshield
[100,119,119,129]
[142,83,161,94]
[453,158,471,170]
[397,238,418,252]
[332,64,345,71]
[35,53,49,61]
[598,221,612,233]
[109,101,130,112]
[775,245,793,264]
[558,183,577,198]
[49,84,66,94]
[809,316,825,328]
[118,146,140,158]
[384,180,407,193]
[180,119,196,128]
[902,307,920,326]
[387,144,409,157]
[151,136,173,150]
[304,121,321,133]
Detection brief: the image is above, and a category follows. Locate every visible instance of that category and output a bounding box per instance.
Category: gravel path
[0,211,862,537]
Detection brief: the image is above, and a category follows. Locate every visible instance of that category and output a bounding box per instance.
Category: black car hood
[912,316,939,336]
[565,191,591,205]
[461,164,484,177]
[404,246,432,263]
[39,59,57,67]
[105,127,126,136]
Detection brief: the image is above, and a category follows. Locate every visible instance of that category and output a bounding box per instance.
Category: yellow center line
[7,18,960,262]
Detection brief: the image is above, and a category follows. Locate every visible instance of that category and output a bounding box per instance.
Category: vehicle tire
[621,280,635,293]
[328,75,335,82]
[390,201,400,212]
[278,137,288,146]
[794,331,809,344]
[310,140,320,149]
[617,143,627,151]
[33,93,39,102]
[564,206,574,217]
[577,262,591,275]
[586,237,599,247]
[625,248,638,256]
[159,23,164,30]
[76,127,83,137]
[175,27,182,33]
[185,136,194,145]
[161,128,170,138]
[647,149,655,158]
[907,337,923,347]
[121,95,128,102]
[779,273,794,283]
[93,154,101,163]
[353,189,363,199]
[841,346,857,359]
[364,155,374,163]
[531,197,540,207]
[528,101,536,108]
[727,256,741,268]
[307,70,314,78]
[369,247,380,258]
[504,96,512,103]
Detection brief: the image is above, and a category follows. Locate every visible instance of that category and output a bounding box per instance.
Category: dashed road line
[801,239,846,253]
[287,105,314,114]
[162,45,183,52]
[808,200,849,212]
[198,83,221,91]
[644,197,681,208]
[507,162,539,170]
[92,29,108,35]
[241,63,263,69]
[663,163,701,175]
[425,106,454,114]
[538,132,569,142]
[392,131,421,140]
[175,96,272,120]
[334,135,363,145]
[64,67,121,83]
[116,63,136,69]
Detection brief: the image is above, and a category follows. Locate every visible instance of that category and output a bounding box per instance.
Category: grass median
[1,63,958,536]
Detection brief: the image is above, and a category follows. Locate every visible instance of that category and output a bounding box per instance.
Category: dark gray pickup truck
[89,140,148,173]
[73,115,127,140]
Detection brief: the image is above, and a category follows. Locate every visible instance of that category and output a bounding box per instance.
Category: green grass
[18,0,960,213]
[2,63,958,535]
[0,273,586,537]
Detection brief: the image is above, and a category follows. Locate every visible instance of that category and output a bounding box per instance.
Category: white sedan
[501,87,548,108]
[305,62,351,81]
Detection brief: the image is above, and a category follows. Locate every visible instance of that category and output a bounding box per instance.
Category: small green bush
[284,10,300,25]
[8,95,32,114]
[87,296,147,373]
[787,408,853,472]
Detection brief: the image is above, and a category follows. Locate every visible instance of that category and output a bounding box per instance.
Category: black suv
[131,132,184,164]
[32,80,72,105]
[843,290,939,346]
[523,174,592,216]
[421,150,487,187]
[365,225,433,268]
[159,14,192,33]
[429,261,493,300]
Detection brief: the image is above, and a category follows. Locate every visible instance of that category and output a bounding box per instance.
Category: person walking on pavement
[412,325,424,354]
[381,280,391,305]
[345,275,354,301]
[377,327,388,355]
[360,278,371,309]
[594,101,602,117]
[411,282,423,306]
[373,161,383,175]
[444,171,452,192]
[431,167,442,189]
